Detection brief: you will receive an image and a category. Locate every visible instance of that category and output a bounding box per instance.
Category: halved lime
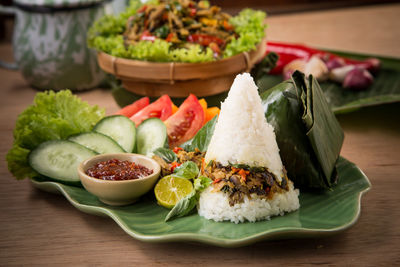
[154,175,193,209]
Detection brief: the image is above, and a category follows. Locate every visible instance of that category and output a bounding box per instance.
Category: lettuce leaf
[6,90,105,180]
[223,9,267,58]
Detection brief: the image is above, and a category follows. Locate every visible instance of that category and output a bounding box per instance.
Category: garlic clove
[282,59,307,80]
[304,56,329,81]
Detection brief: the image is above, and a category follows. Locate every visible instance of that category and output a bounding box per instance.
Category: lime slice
[154,175,193,209]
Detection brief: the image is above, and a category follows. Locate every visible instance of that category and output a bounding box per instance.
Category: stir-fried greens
[203,161,290,206]
[124,0,235,58]
[88,0,266,62]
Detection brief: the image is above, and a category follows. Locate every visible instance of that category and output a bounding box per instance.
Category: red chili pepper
[212,178,222,184]
[266,41,380,74]
[201,158,205,174]
[223,20,233,31]
[140,30,156,42]
[266,41,319,74]
[189,8,197,17]
[170,161,181,172]
[187,34,224,47]
[173,147,183,154]
[137,5,147,13]
[162,12,169,21]
[166,33,174,42]
[238,169,249,182]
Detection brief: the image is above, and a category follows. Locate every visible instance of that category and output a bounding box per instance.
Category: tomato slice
[130,95,173,126]
[165,94,204,148]
[115,97,150,117]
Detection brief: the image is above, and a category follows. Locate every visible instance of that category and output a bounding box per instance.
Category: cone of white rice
[198,73,300,223]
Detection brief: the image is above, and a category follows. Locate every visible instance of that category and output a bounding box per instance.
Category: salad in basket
[88,0,267,63]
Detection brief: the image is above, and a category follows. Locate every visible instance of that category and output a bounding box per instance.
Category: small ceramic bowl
[78,153,161,206]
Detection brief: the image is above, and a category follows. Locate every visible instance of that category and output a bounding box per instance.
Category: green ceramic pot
[0,0,113,90]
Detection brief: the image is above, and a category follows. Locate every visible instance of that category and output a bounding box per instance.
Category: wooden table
[1,4,399,266]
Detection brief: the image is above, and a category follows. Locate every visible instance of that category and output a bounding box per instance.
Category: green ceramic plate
[31,157,370,247]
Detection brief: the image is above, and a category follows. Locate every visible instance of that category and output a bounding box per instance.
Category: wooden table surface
[1,4,399,266]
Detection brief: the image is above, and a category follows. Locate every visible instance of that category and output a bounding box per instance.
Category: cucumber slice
[29,140,96,184]
[68,132,125,154]
[93,115,136,152]
[136,118,167,156]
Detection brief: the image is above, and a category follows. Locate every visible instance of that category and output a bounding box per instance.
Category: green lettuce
[169,45,214,63]
[223,9,267,58]
[87,1,266,63]
[6,90,105,180]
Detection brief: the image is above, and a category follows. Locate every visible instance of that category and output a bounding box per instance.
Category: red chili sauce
[86,159,153,181]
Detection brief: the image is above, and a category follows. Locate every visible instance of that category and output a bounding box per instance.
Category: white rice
[205,73,284,181]
[199,73,300,223]
[198,182,300,224]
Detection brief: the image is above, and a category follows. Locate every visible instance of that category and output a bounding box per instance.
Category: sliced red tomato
[114,97,150,117]
[165,94,204,148]
[130,95,173,126]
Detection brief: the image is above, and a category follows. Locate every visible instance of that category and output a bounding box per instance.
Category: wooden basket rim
[97,39,266,82]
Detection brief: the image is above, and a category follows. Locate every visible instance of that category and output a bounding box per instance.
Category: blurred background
[1,0,399,43]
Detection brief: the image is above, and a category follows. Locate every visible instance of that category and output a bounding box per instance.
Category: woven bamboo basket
[97,40,266,98]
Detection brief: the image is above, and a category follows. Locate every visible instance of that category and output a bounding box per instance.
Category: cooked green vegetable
[6,90,105,180]
[87,0,266,63]
[261,71,344,189]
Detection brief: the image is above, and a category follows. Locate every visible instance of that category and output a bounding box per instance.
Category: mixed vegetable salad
[88,0,266,62]
[6,90,219,181]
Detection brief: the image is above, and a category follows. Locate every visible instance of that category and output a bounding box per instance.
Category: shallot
[343,68,373,90]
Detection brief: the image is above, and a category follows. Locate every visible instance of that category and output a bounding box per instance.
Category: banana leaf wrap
[261,71,344,189]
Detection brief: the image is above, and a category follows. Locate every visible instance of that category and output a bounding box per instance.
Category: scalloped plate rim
[30,157,371,248]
